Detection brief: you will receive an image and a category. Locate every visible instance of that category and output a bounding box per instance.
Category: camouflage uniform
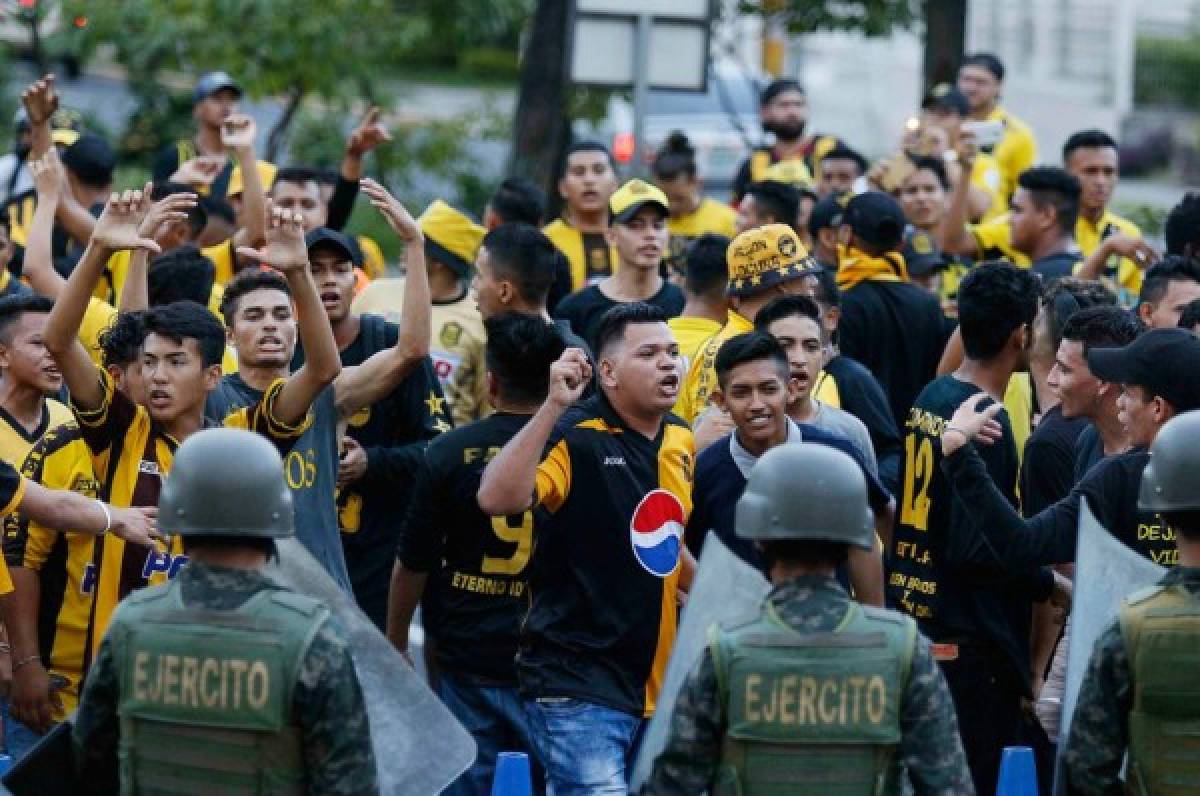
[1062,567,1200,794]
[643,574,974,795]
[73,561,379,795]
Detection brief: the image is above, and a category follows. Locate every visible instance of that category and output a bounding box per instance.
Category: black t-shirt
[1073,424,1105,482]
[396,412,532,684]
[824,353,904,494]
[889,375,1049,692]
[1019,406,1090,517]
[1032,251,1084,283]
[293,314,450,629]
[553,281,686,351]
[151,142,235,199]
[945,445,1174,568]
[838,280,954,431]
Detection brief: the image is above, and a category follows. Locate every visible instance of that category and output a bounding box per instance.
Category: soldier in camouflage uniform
[643,443,972,795]
[72,428,379,795]
[1064,411,1200,794]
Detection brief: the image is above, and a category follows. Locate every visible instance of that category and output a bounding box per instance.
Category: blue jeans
[524,697,643,795]
[437,671,543,796]
[0,699,43,762]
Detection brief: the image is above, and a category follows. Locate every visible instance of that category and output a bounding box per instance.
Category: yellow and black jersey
[731,136,840,202]
[0,398,74,467]
[520,392,693,718]
[665,199,737,269]
[71,367,310,650]
[397,411,531,682]
[542,218,618,292]
[3,423,100,718]
[888,375,1042,688]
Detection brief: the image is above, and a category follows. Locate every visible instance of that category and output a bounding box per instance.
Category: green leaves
[739,0,918,37]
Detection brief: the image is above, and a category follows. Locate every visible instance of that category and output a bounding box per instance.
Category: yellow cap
[227,160,278,197]
[726,223,818,297]
[761,159,814,191]
[418,199,485,276]
[609,179,669,223]
[51,129,80,148]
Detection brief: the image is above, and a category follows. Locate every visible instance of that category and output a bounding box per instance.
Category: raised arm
[1075,234,1159,282]
[20,75,55,169]
[223,114,266,249]
[236,202,341,426]
[937,136,984,259]
[327,108,391,230]
[24,149,66,298]
[333,179,430,417]
[45,187,168,410]
[117,191,200,313]
[477,348,590,516]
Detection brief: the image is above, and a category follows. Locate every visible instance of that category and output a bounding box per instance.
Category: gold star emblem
[731,278,744,290]
[425,392,447,416]
[750,274,762,286]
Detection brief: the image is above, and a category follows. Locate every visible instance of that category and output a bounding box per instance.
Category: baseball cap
[60,133,115,188]
[306,227,362,267]
[726,223,819,298]
[807,193,849,238]
[227,160,277,197]
[842,191,906,251]
[419,199,485,277]
[761,159,814,191]
[194,71,242,103]
[1088,328,1200,412]
[610,179,669,224]
[902,227,948,277]
[922,83,970,117]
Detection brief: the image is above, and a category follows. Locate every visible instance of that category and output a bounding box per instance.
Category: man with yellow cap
[554,179,684,350]
[354,198,488,426]
[674,223,820,427]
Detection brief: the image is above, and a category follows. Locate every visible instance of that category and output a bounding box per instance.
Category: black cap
[305,227,362,266]
[922,83,970,116]
[60,133,115,188]
[842,191,906,251]
[902,227,947,277]
[1088,328,1200,412]
[194,71,242,103]
[807,194,847,237]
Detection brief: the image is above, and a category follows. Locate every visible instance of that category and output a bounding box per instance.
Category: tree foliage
[740,0,918,37]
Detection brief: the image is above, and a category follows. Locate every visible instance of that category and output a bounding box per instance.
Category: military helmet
[1140,410,1200,514]
[736,443,874,548]
[159,428,294,538]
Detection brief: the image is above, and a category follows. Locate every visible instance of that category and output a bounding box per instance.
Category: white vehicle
[577,64,765,192]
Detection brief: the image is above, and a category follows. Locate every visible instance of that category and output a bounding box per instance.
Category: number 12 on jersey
[900,434,933,531]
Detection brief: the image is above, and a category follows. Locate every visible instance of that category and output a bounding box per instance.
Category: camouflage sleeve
[71,633,121,791]
[640,649,723,794]
[899,633,975,795]
[1062,619,1130,795]
[294,614,380,795]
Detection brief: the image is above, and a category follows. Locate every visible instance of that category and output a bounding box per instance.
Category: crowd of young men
[0,47,1193,794]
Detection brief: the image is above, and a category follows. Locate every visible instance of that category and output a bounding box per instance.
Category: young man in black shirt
[554,180,684,349]
[478,303,692,792]
[889,261,1049,795]
[390,313,565,795]
[942,327,1200,571]
[1009,167,1084,281]
[836,191,953,428]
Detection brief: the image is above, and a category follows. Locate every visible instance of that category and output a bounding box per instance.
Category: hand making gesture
[236,200,310,273]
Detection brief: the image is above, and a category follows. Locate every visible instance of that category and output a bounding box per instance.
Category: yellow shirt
[543,218,619,292]
[668,315,723,378]
[666,199,737,266]
[674,310,754,423]
[80,298,118,367]
[971,210,1144,298]
[357,235,386,280]
[988,106,1037,204]
[352,278,489,426]
[1005,372,1033,471]
[970,152,1006,223]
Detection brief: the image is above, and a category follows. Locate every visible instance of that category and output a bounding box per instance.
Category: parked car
[576,63,765,193]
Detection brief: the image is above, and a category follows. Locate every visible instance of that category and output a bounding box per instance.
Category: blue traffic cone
[996,745,1038,795]
[491,751,532,796]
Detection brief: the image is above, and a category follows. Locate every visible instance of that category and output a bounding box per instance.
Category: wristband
[12,654,40,672]
[95,499,112,535]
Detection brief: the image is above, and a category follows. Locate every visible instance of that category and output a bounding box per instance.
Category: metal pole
[631,13,652,177]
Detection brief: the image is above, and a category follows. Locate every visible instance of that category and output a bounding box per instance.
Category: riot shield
[0,720,81,795]
[268,538,476,795]
[630,535,770,789]
[1053,498,1165,794]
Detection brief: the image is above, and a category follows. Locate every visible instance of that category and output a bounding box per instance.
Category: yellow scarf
[835,245,909,290]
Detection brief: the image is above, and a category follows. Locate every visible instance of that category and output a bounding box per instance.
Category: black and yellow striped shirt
[521,392,693,718]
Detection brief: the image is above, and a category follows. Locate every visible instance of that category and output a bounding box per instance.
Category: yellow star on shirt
[425,392,447,416]
[750,274,762,286]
